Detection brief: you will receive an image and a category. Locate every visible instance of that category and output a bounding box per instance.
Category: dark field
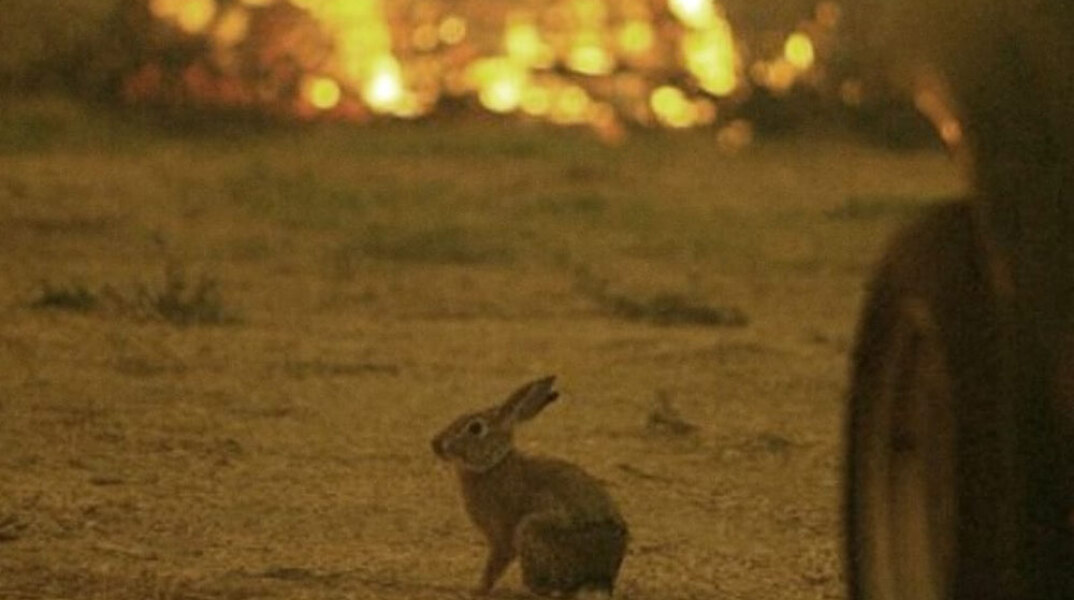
[0,95,962,599]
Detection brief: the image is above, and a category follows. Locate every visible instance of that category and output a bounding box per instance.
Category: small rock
[645,391,698,436]
[89,474,126,486]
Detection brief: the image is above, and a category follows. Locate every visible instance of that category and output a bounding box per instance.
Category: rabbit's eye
[467,419,487,436]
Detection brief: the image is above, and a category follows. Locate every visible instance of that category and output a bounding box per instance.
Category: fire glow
[127,0,842,139]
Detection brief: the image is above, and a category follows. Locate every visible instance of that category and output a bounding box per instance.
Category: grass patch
[0,95,148,155]
[29,263,239,326]
[532,191,608,216]
[602,292,749,327]
[574,267,748,327]
[280,359,400,379]
[353,224,513,265]
[124,263,237,326]
[29,281,98,312]
[226,164,377,228]
[825,194,936,220]
[295,116,607,161]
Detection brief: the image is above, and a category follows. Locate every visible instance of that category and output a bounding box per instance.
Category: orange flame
[132,0,846,142]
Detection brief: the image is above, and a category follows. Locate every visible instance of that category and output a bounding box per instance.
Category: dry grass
[0,94,963,599]
[30,262,239,326]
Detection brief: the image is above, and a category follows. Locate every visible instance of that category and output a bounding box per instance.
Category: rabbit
[432,375,628,597]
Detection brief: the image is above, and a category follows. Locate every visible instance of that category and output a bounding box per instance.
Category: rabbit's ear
[498,376,559,425]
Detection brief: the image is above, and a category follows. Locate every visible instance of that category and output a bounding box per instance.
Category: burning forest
[107,0,854,143]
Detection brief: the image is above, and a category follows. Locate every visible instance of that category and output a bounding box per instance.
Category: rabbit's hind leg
[516,511,580,596]
[516,514,626,597]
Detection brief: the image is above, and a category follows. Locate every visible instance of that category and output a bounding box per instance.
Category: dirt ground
[0,96,963,599]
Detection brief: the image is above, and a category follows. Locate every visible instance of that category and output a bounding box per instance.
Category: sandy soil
[0,98,963,599]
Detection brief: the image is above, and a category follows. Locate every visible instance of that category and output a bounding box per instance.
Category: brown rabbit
[432,376,628,597]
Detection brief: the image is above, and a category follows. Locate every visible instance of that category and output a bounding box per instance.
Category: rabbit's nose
[431,437,446,458]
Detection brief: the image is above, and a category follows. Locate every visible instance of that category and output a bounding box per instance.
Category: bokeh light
[212,7,250,46]
[651,85,697,128]
[438,15,467,45]
[914,86,964,148]
[505,18,553,68]
[784,33,815,71]
[125,0,870,144]
[567,36,615,76]
[468,57,528,113]
[304,75,342,110]
[682,24,739,97]
[148,0,180,19]
[668,0,720,30]
[363,55,407,113]
[618,20,655,56]
[176,0,217,34]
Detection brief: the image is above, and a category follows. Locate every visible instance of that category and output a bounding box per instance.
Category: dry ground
[0,96,962,599]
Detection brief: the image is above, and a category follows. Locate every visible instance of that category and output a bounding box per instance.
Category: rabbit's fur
[432,376,628,597]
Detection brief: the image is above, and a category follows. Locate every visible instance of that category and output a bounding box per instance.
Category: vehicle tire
[843,202,1074,600]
